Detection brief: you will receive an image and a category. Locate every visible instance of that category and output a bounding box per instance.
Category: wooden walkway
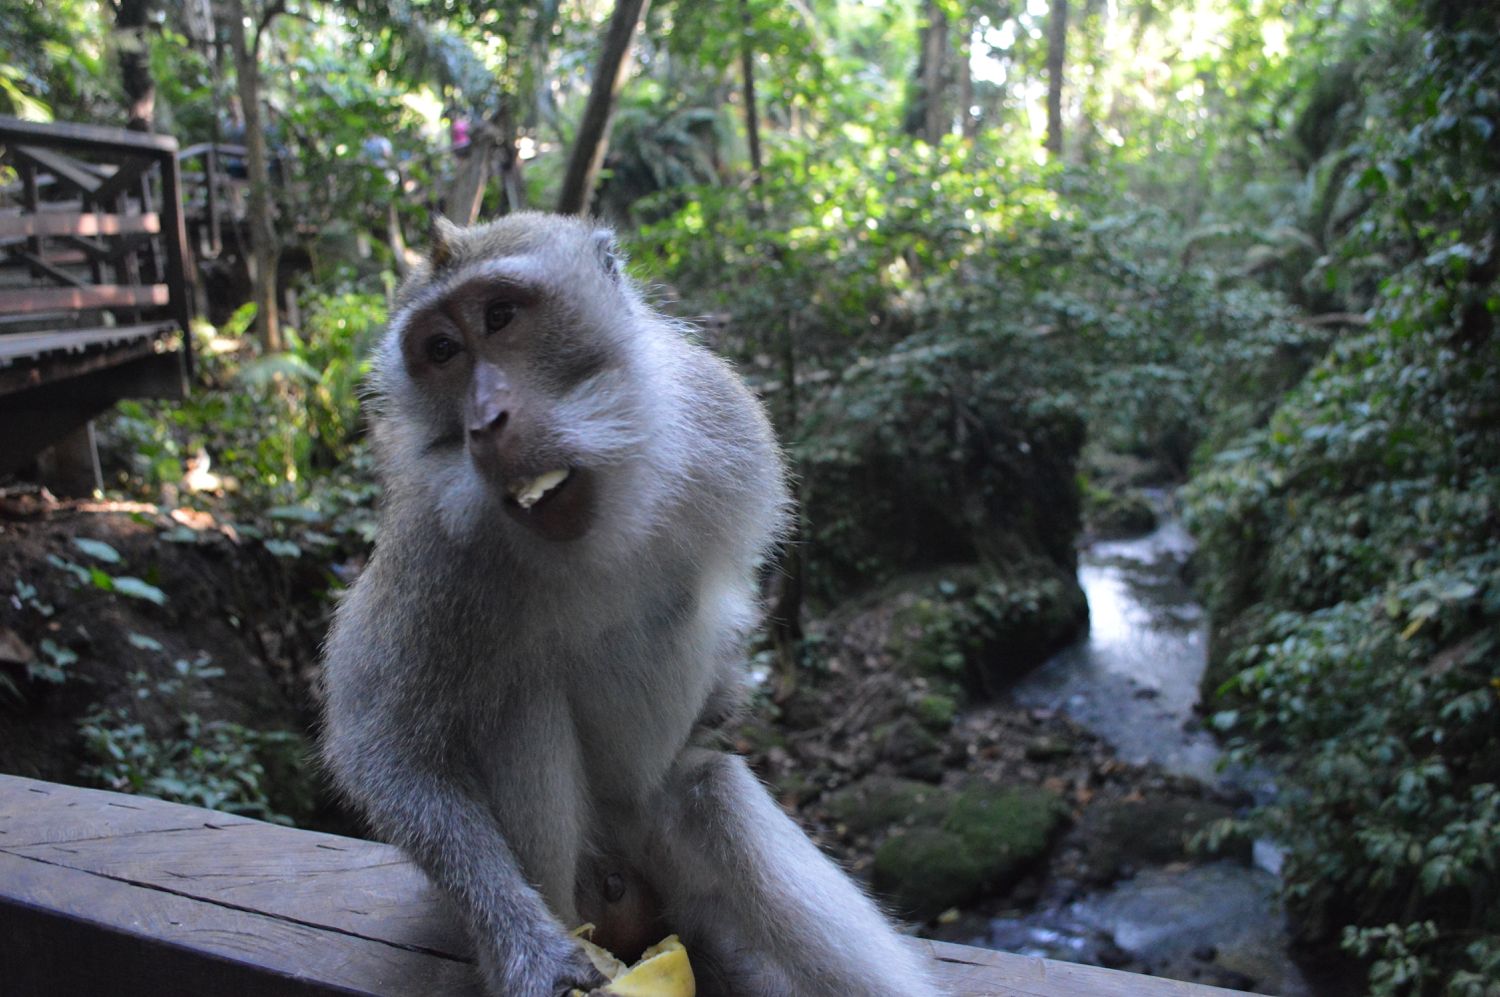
[0,774,1261,997]
[0,115,195,484]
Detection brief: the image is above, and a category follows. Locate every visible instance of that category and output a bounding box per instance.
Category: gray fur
[321,213,942,997]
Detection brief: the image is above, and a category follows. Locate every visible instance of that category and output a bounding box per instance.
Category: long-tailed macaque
[320,214,942,997]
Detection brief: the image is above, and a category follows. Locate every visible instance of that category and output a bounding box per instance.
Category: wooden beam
[0,776,1258,997]
[13,145,104,196]
[0,283,169,315]
[0,114,180,156]
[92,153,155,206]
[0,212,161,239]
[0,320,175,365]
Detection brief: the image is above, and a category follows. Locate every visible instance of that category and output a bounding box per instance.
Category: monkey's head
[370,213,688,557]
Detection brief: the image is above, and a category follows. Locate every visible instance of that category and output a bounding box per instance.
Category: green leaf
[71,537,123,564]
[127,633,165,653]
[112,577,168,606]
[264,539,302,558]
[267,504,323,523]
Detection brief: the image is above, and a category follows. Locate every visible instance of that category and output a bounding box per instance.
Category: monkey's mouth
[501,467,593,541]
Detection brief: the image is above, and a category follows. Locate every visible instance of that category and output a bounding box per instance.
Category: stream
[978,501,1317,996]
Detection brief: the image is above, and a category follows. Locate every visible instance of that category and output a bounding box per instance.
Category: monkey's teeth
[510,469,570,509]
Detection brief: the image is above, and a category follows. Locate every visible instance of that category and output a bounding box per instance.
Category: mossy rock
[871,783,1066,919]
[913,692,958,731]
[1071,797,1247,884]
[822,776,952,835]
[887,564,1088,695]
[1087,488,1159,539]
[873,828,988,920]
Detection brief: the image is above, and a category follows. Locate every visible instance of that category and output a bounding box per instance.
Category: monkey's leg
[639,748,943,997]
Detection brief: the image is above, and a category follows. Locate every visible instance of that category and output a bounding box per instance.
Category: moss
[873,828,987,919]
[942,784,1065,870]
[822,776,951,835]
[913,693,957,731]
[870,783,1066,920]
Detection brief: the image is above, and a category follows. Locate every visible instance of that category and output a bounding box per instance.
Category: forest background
[0,0,1496,994]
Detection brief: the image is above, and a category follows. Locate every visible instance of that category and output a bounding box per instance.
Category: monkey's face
[373,214,666,552]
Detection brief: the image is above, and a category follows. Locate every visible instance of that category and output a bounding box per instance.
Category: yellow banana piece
[570,926,696,997]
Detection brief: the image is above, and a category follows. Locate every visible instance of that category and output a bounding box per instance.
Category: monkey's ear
[592,228,625,282]
[430,216,463,270]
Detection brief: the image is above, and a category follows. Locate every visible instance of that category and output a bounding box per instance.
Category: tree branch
[252,0,289,59]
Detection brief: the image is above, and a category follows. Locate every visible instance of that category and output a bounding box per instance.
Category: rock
[913,692,958,731]
[871,783,1066,920]
[822,776,951,835]
[1087,488,1159,539]
[1069,796,1246,884]
[886,565,1088,695]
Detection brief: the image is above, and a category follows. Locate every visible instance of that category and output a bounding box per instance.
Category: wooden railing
[0,774,1256,997]
[0,115,195,482]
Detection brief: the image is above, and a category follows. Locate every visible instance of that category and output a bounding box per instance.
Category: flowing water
[977,503,1316,996]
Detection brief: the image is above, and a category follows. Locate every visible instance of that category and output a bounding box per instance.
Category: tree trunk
[902,0,950,142]
[446,123,494,226]
[556,0,651,216]
[1046,0,1069,160]
[445,99,527,225]
[226,0,281,352]
[115,0,156,131]
[957,17,976,139]
[739,0,764,201]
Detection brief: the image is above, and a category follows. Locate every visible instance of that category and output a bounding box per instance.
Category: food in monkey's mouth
[508,468,571,509]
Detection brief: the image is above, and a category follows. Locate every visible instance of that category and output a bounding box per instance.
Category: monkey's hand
[477,927,609,997]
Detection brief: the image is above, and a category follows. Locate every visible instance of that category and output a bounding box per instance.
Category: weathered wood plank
[0,323,175,372]
[0,283,169,315]
[0,851,482,997]
[0,114,180,156]
[0,770,253,846]
[923,940,1255,997]
[0,775,1259,997]
[0,211,162,239]
[8,824,467,954]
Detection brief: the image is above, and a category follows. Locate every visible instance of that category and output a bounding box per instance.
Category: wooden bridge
[0,116,203,491]
[0,773,1259,997]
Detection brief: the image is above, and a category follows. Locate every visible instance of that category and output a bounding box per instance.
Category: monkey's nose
[468,404,508,438]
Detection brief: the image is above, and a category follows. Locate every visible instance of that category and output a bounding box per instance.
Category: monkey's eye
[425,334,463,365]
[484,301,517,334]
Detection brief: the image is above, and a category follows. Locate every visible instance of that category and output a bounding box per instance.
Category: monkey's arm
[641,749,943,997]
[322,703,603,997]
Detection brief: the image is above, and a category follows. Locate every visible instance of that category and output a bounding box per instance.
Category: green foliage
[78,654,308,825]
[99,291,383,545]
[45,552,169,607]
[0,0,114,120]
[1185,4,1500,991]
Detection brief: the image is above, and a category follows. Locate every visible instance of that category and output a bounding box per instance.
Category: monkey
[319,213,943,997]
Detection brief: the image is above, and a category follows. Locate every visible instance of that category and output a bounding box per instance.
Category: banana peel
[570,925,695,997]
